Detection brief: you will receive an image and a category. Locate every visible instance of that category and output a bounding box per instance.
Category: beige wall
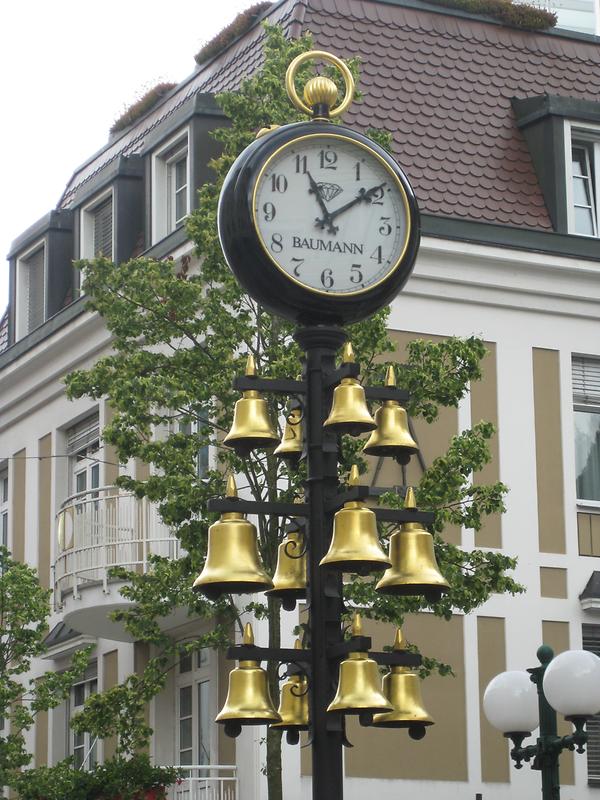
[533,349,566,554]
[103,401,119,486]
[103,650,119,759]
[134,642,150,752]
[472,343,502,549]
[542,621,573,785]
[11,448,26,562]
[344,614,467,781]
[34,682,48,767]
[37,434,52,588]
[540,568,568,599]
[477,616,509,782]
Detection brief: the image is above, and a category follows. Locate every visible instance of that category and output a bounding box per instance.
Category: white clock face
[252,133,411,296]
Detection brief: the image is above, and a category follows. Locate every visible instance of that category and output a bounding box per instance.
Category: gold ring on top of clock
[285,50,355,119]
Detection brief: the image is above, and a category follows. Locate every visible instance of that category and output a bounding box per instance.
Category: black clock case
[218,120,420,325]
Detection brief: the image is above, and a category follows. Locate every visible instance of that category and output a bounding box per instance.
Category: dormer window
[81,190,114,259]
[16,241,45,339]
[152,129,190,244]
[569,133,599,237]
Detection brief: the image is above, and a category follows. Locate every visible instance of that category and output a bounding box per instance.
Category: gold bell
[320,465,391,575]
[271,640,309,744]
[327,614,392,722]
[372,629,434,738]
[192,476,273,599]
[216,623,281,738]
[274,407,303,466]
[376,488,449,601]
[323,343,376,436]
[224,355,280,455]
[265,531,307,610]
[363,366,419,465]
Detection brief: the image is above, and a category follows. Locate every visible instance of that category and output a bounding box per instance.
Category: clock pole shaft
[295,324,348,800]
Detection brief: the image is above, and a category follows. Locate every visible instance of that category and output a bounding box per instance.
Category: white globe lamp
[543,649,600,719]
[483,670,539,734]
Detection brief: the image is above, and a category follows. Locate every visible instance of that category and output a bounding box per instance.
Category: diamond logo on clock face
[252,133,411,296]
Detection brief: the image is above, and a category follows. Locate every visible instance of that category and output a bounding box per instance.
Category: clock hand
[315,182,388,230]
[307,171,338,234]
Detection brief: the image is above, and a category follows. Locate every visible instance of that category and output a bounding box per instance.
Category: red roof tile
[59,0,600,232]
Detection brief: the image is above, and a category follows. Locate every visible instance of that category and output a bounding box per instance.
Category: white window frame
[68,663,98,770]
[0,468,8,551]
[80,188,114,260]
[176,645,215,768]
[151,128,191,245]
[565,120,600,238]
[15,238,46,341]
[573,354,600,508]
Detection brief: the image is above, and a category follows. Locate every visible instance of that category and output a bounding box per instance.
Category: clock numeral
[270,174,288,193]
[378,217,392,236]
[370,245,383,265]
[263,202,276,222]
[355,162,361,181]
[291,257,304,277]
[271,233,284,253]
[295,155,307,174]
[350,264,363,284]
[319,149,338,170]
[370,186,385,205]
[320,268,334,289]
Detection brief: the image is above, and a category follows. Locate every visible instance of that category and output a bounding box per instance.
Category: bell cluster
[192,342,449,743]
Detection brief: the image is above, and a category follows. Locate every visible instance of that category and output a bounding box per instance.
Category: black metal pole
[294,324,348,800]
[529,646,561,800]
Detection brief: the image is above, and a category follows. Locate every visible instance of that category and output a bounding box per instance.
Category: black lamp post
[484,645,600,800]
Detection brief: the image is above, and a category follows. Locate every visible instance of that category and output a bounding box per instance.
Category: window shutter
[573,356,600,405]
[25,247,45,333]
[0,311,8,353]
[583,625,600,784]
[66,414,100,456]
[93,198,113,259]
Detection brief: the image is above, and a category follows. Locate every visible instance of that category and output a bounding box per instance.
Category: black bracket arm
[207,498,309,517]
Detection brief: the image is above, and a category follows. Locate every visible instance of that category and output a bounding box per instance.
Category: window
[81,191,113,260]
[566,124,600,237]
[152,130,190,244]
[69,663,97,769]
[583,625,600,784]
[573,356,600,503]
[177,647,212,767]
[16,242,45,339]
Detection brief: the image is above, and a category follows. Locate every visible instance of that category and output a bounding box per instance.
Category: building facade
[2,0,600,797]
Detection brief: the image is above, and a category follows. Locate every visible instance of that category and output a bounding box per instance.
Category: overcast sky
[0,0,259,317]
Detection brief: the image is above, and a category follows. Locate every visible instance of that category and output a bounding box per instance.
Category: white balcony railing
[166,765,238,800]
[53,486,180,605]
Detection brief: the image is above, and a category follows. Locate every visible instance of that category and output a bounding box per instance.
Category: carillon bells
[224,355,280,455]
[274,407,303,466]
[320,465,391,575]
[372,628,434,739]
[192,475,273,599]
[376,487,449,601]
[323,343,377,436]
[271,640,309,744]
[363,365,418,465]
[265,530,307,610]
[327,613,392,723]
[216,623,281,738]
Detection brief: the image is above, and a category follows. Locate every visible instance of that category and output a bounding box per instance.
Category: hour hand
[307,172,338,233]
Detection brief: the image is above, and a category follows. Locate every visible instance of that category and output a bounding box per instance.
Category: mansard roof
[59,0,600,231]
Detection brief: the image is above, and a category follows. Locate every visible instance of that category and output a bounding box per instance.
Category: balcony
[166,766,237,800]
[53,486,182,641]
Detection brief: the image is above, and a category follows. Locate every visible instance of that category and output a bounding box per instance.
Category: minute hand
[318,182,387,227]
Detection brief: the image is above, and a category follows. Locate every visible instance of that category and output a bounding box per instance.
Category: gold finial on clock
[285,50,355,120]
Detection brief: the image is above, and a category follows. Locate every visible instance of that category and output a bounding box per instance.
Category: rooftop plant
[194,1,272,64]
[427,0,557,29]
[110,82,177,135]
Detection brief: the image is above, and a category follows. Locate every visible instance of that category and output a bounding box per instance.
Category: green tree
[0,547,90,789]
[65,24,521,800]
